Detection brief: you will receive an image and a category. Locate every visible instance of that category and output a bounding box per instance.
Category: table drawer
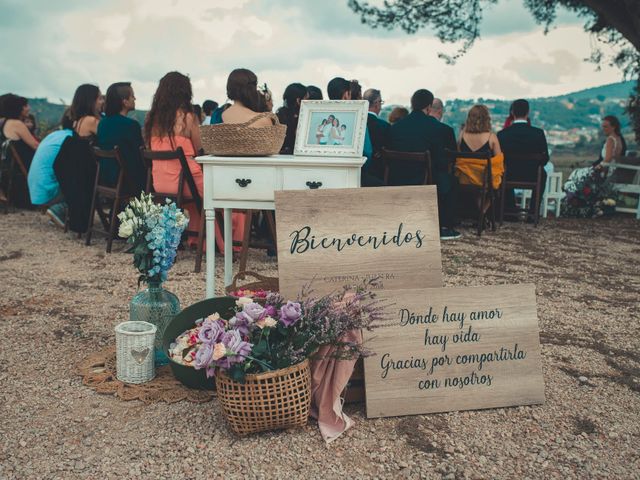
[282,167,351,191]
[211,166,276,201]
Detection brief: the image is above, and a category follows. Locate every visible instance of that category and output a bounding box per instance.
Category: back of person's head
[282,83,307,111]
[464,105,492,133]
[202,99,218,115]
[511,99,529,119]
[193,104,202,119]
[388,106,409,124]
[227,68,261,112]
[105,82,133,117]
[410,89,434,112]
[69,84,100,123]
[350,80,362,100]
[363,89,381,108]
[431,98,444,113]
[327,77,351,100]
[306,85,323,100]
[2,94,27,120]
[145,71,193,141]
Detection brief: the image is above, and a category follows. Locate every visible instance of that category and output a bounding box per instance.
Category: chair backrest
[92,146,136,194]
[140,146,202,212]
[381,148,432,185]
[546,172,563,194]
[8,142,29,177]
[445,148,495,189]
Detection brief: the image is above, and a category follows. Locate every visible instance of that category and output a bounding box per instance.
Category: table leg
[205,208,216,298]
[224,208,233,287]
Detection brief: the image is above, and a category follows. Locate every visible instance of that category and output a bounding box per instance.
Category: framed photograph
[294,100,369,157]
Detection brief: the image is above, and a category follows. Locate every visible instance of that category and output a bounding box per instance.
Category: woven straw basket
[200,113,286,156]
[215,359,311,435]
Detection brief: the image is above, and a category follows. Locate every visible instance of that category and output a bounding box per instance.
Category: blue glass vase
[129,281,180,366]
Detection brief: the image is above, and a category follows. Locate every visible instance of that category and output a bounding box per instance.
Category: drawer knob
[235,178,252,188]
[306,181,323,189]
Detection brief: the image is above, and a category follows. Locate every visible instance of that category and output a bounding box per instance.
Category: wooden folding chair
[1,142,31,211]
[446,149,499,236]
[499,153,547,226]
[141,146,205,273]
[381,148,433,186]
[85,146,138,253]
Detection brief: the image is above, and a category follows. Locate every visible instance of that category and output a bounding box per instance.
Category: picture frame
[293,100,369,157]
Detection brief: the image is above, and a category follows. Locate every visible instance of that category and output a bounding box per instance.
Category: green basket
[162,296,237,390]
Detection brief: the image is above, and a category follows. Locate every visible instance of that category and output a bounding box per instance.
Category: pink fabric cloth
[310,329,362,443]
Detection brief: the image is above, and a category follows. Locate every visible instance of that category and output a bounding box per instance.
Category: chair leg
[106,197,119,253]
[533,187,541,227]
[238,210,253,274]
[85,192,98,246]
[194,208,205,273]
[499,185,506,226]
[264,210,277,251]
[477,193,485,237]
[490,192,497,231]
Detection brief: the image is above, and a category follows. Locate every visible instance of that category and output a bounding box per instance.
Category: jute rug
[77,347,214,404]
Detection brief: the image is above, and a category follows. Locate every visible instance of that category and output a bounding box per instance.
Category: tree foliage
[348,0,640,139]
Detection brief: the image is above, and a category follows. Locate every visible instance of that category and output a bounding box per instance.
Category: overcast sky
[0,0,626,109]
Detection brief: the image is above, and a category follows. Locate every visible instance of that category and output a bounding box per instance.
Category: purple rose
[194,343,214,369]
[279,301,302,327]
[221,330,253,365]
[198,318,225,344]
[243,302,266,321]
[264,305,277,318]
[229,311,254,336]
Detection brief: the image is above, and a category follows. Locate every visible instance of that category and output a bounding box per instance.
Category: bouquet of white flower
[117,193,189,284]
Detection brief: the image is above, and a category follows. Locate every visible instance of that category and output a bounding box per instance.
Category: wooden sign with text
[275,186,443,299]
[363,284,545,418]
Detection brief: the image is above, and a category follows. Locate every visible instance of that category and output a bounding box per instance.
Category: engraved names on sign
[363,284,545,418]
[275,186,443,299]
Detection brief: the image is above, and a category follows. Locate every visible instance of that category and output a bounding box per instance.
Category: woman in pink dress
[144,71,244,251]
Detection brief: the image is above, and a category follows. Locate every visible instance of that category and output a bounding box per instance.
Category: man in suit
[390,89,461,240]
[429,98,457,153]
[497,99,549,216]
[363,88,390,181]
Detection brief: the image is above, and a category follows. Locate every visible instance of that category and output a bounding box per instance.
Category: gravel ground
[0,210,639,480]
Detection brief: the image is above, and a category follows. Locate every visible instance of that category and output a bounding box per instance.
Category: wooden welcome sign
[363,284,545,418]
[275,186,443,299]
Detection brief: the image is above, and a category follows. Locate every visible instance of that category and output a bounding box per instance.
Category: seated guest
[306,85,323,100]
[97,82,146,192]
[62,84,103,141]
[202,99,218,125]
[363,88,390,180]
[459,105,501,155]
[327,77,378,186]
[277,83,307,154]
[388,106,408,124]
[429,98,457,152]
[145,71,211,248]
[389,89,460,240]
[497,99,548,215]
[0,95,39,208]
[28,121,73,226]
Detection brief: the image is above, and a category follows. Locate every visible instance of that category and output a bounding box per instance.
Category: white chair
[608,156,640,219]
[519,172,564,218]
[541,172,564,218]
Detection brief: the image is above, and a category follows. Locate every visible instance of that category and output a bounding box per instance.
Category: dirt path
[0,210,638,479]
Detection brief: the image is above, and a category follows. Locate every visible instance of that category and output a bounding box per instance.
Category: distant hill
[552,80,635,102]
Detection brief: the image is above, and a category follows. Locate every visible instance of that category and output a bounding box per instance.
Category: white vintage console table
[195,154,365,297]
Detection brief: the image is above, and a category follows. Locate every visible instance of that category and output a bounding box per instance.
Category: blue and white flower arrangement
[117,192,189,285]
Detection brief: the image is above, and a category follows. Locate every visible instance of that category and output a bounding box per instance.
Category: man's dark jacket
[497,123,549,181]
[389,110,454,193]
